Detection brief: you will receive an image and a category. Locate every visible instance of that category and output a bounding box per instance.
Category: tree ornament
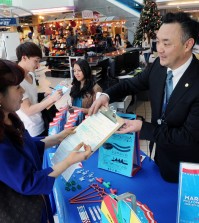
[55,22,60,29]
[70,20,76,27]
[62,22,67,28]
[133,0,162,46]
[81,23,88,34]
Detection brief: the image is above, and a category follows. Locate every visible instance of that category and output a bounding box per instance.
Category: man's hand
[88,95,109,115]
[116,119,143,134]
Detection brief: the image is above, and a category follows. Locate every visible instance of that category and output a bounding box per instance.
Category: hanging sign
[82,10,93,19]
[93,14,99,22]
[0,18,18,26]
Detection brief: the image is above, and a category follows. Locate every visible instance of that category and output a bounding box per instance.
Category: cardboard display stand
[98,113,141,177]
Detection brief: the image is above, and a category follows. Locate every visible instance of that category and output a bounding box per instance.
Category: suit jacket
[105,55,199,182]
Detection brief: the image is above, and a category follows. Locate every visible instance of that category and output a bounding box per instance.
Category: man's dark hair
[16,42,42,62]
[163,12,199,45]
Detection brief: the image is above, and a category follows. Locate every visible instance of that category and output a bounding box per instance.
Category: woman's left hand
[57,128,76,143]
[42,127,76,149]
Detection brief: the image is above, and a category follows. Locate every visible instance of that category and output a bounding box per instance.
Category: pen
[49,86,56,90]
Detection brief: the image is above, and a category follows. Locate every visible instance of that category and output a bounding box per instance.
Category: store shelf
[47,55,69,58]
[46,56,70,78]
[51,69,70,72]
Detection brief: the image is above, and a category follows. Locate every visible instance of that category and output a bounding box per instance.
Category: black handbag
[38,92,58,134]
[0,181,43,223]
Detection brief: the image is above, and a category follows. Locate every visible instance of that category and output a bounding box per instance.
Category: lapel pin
[185,83,189,87]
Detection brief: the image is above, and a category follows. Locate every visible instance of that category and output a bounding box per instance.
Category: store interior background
[2,0,199,47]
[1,0,199,160]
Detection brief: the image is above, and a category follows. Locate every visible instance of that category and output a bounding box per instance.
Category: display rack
[46,56,70,78]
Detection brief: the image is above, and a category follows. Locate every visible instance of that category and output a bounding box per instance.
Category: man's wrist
[101,93,109,99]
[96,92,110,100]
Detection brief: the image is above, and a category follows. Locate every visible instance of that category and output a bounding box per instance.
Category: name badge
[157,119,162,125]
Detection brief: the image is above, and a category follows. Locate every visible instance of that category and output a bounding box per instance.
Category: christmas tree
[133,0,162,46]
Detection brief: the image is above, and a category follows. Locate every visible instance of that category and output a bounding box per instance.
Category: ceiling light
[168,1,199,6]
[31,7,74,15]
[184,9,199,12]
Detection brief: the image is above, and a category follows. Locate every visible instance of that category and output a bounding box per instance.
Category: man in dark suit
[89,12,199,182]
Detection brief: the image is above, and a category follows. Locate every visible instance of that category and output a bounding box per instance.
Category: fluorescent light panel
[31,7,73,15]
[168,1,199,6]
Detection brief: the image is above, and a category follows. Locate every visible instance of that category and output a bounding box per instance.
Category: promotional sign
[0,18,18,26]
[177,162,199,223]
[82,10,93,19]
[98,113,141,177]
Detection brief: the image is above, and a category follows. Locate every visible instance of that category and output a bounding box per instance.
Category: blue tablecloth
[43,149,178,223]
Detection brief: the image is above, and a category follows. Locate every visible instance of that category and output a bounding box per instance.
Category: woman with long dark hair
[142,32,152,65]
[70,59,102,114]
[114,34,123,49]
[0,59,91,223]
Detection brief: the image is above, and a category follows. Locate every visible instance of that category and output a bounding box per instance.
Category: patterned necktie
[162,70,173,113]
[166,70,173,103]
